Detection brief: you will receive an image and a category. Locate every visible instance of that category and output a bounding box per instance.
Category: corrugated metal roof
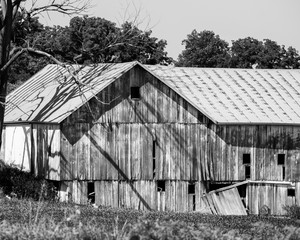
[146,65,300,124]
[5,61,300,125]
[5,62,137,123]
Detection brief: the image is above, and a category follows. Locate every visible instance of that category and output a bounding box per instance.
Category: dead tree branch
[20,0,92,17]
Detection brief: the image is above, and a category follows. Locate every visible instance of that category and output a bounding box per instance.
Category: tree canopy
[177,30,300,69]
[177,30,230,67]
[8,15,172,92]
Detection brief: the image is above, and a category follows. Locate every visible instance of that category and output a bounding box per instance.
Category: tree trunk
[0,0,13,149]
[0,71,8,149]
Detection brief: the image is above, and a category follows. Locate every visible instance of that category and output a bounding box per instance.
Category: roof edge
[218,122,300,126]
[4,121,59,125]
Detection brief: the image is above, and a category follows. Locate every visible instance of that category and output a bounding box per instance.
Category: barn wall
[58,180,207,212]
[1,124,61,179]
[62,65,208,125]
[0,126,5,161]
[32,124,61,180]
[247,182,297,215]
[56,65,300,214]
[59,65,211,181]
[60,123,210,181]
[1,123,60,180]
[210,125,300,182]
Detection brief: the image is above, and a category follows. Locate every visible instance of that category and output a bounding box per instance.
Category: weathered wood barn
[2,61,300,215]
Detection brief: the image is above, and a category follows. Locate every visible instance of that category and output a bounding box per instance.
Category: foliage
[6,15,172,93]
[1,199,300,239]
[177,30,230,67]
[116,22,171,65]
[12,12,44,46]
[284,204,300,219]
[33,16,172,65]
[177,30,300,69]
[281,46,300,69]
[8,54,48,93]
[230,38,300,69]
[230,37,265,68]
[0,164,57,201]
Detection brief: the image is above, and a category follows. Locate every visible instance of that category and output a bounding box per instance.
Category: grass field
[0,198,300,239]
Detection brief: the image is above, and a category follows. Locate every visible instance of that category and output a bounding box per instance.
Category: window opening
[245,165,251,179]
[188,182,196,211]
[287,188,295,197]
[278,154,285,165]
[157,180,165,192]
[243,154,251,165]
[188,182,195,194]
[238,184,247,208]
[153,140,156,178]
[192,195,196,211]
[88,182,95,204]
[237,184,247,198]
[282,166,286,180]
[49,180,60,191]
[131,86,140,99]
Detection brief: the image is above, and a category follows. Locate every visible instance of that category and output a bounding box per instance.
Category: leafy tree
[115,22,170,65]
[67,16,119,63]
[281,46,300,69]
[8,54,48,92]
[12,12,44,46]
[178,30,300,69]
[259,39,284,68]
[33,16,172,65]
[177,30,230,67]
[32,25,75,62]
[7,15,172,91]
[230,38,300,69]
[230,37,265,68]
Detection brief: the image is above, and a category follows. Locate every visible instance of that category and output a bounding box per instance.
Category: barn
[2,61,300,215]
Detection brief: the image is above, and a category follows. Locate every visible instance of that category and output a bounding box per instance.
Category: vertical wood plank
[295,182,300,206]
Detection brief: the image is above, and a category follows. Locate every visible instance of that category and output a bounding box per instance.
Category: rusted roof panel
[146,65,300,124]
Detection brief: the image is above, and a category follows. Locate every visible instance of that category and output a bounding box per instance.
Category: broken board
[202,181,248,215]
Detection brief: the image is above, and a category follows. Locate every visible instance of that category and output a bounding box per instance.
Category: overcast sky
[40,0,300,60]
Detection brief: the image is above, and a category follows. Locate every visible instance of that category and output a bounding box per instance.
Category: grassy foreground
[0,198,300,239]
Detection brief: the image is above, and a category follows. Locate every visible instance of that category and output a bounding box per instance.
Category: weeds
[1,198,300,239]
[284,205,300,220]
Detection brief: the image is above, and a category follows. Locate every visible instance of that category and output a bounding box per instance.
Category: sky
[39,0,300,60]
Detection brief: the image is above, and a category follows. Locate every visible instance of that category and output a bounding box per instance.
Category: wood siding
[60,65,210,181]
[58,180,207,211]
[1,124,60,179]
[247,183,296,215]
[32,124,61,180]
[210,125,300,182]
[60,123,209,181]
[61,65,208,125]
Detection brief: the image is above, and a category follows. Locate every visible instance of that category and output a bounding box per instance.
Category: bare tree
[0,0,90,147]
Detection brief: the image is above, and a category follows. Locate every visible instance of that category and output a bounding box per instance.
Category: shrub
[0,164,57,201]
[283,205,300,219]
